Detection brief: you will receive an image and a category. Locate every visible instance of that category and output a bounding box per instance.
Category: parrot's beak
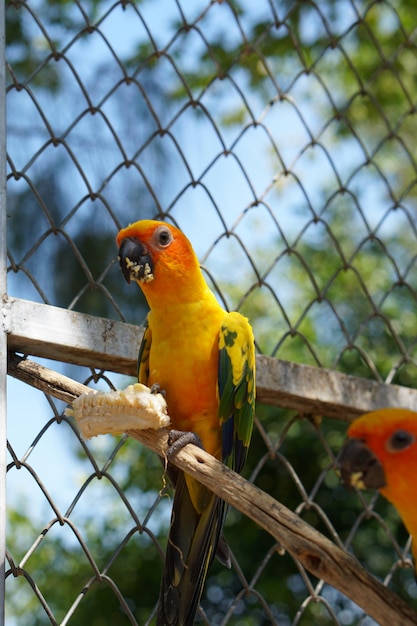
[337,438,387,490]
[118,237,155,284]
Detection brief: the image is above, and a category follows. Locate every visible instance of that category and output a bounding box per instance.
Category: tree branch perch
[7,353,417,626]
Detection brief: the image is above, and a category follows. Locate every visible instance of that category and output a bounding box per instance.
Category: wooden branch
[7,354,417,626]
[132,430,417,626]
[5,297,417,420]
[7,353,89,403]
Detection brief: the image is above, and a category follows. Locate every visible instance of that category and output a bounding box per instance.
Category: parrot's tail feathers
[157,472,226,626]
[216,533,231,568]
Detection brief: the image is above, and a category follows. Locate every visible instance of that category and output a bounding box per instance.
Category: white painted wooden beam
[4,296,142,375]
[255,355,417,419]
[4,297,417,420]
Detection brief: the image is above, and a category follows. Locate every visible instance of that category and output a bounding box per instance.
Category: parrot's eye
[386,429,415,453]
[155,226,173,248]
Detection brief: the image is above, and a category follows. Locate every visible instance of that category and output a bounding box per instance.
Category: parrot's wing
[218,311,256,474]
[137,322,152,385]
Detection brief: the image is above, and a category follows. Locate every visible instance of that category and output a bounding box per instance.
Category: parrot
[338,407,417,574]
[116,219,256,625]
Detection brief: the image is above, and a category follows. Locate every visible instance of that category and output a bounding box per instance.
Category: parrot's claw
[166,429,204,461]
[150,383,166,397]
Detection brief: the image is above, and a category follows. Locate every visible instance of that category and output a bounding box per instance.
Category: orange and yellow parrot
[338,408,417,573]
[116,219,255,625]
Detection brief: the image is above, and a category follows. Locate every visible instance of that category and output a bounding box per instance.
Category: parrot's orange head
[116,219,204,304]
[339,408,417,570]
[338,408,417,494]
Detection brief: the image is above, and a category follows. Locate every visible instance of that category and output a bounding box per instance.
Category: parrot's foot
[150,383,166,397]
[166,429,204,461]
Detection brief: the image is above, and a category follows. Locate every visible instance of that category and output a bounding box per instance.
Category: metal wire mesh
[5,0,417,624]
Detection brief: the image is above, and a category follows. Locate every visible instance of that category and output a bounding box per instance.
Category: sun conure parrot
[116,219,256,625]
[338,408,417,574]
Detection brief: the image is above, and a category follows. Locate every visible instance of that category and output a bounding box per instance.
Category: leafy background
[5,0,417,624]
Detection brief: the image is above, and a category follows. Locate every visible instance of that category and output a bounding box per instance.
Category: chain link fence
[4,0,417,624]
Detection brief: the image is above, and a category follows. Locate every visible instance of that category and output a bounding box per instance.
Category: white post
[0,0,7,624]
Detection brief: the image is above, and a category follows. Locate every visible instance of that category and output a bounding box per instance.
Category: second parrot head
[338,436,387,491]
[338,408,417,494]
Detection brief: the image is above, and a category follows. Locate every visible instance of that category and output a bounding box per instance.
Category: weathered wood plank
[5,297,417,420]
[3,296,142,375]
[256,355,417,419]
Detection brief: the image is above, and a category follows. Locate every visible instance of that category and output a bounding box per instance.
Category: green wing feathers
[218,311,256,474]
[137,323,152,385]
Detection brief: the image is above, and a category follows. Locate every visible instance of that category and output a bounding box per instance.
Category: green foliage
[6,0,417,624]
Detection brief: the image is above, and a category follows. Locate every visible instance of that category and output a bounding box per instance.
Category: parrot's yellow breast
[147,301,225,459]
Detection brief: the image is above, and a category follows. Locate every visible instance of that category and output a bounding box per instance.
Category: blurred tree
[5,0,417,624]
[6,0,174,321]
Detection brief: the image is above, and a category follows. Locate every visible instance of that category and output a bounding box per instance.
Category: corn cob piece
[65,383,169,438]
